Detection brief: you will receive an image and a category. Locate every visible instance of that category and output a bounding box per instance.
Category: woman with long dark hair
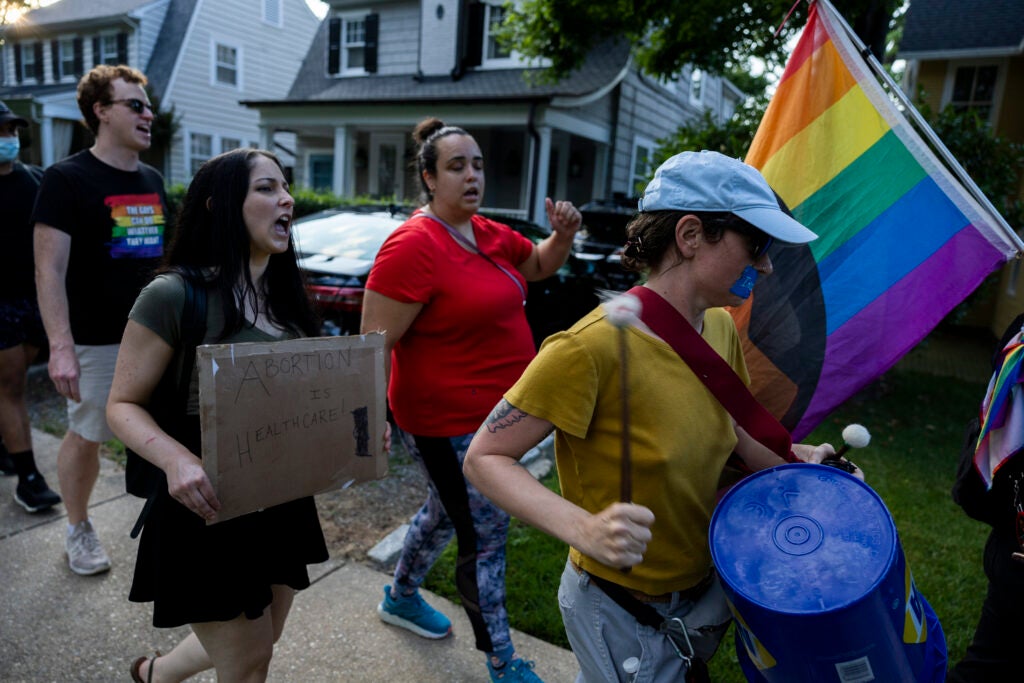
[109,148,328,682]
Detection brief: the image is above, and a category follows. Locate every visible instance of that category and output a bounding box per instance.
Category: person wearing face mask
[0,101,62,513]
[464,151,856,682]
[361,117,581,683]
[33,65,167,576]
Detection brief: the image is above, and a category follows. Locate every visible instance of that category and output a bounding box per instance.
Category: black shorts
[0,298,47,351]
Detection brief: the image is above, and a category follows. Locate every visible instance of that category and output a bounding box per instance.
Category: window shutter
[14,44,22,83]
[327,18,341,75]
[92,37,101,66]
[33,42,44,81]
[74,38,84,76]
[117,33,128,64]
[464,1,485,69]
[364,14,379,74]
[51,40,60,80]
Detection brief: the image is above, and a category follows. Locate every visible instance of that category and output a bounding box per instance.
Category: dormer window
[92,32,128,67]
[463,1,543,71]
[485,4,511,61]
[100,34,119,64]
[327,14,379,76]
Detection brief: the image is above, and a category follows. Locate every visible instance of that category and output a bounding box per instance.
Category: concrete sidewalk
[0,428,579,682]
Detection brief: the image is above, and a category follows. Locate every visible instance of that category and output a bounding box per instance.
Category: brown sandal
[129,651,160,683]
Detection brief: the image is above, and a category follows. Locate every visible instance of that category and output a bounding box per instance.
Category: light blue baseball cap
[637,150,817,244]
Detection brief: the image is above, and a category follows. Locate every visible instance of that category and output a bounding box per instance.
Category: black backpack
[127,271,207,538]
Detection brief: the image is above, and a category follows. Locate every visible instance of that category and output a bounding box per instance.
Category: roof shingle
[900,0,1024,55]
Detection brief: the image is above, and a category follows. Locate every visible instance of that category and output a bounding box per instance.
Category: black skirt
[129,416,329,628]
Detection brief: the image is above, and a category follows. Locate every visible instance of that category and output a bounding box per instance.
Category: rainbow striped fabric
[975,330,1024,487]
[734,0,1021,440]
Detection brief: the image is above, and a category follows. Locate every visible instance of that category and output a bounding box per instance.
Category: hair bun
[413,117,446,145]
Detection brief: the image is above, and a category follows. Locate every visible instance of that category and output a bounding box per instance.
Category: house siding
[418,0,459,77]
[376,3,419,76]
[608,72,714,197]
[166,0,320,183]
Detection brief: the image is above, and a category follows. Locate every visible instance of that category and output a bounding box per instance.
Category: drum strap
[627,286,798,465]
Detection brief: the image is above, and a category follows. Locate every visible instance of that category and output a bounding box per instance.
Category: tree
[502,0,900,82]
[0,1,35,26]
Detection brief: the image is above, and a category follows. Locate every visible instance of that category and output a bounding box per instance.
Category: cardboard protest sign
[196,333,387,524]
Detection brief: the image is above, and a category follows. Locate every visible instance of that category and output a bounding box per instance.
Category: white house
[0,0,321,183]
[244,0,744,224]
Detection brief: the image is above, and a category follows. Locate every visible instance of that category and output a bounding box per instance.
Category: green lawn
[425,368,990,681]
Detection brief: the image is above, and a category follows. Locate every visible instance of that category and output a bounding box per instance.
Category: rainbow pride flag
[975,330,1024,487]
[733,0,1022,440]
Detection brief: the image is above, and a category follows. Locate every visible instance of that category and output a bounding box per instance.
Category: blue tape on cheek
[729,265,758,299]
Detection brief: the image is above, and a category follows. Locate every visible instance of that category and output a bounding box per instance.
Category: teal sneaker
[487,656,544,682]
[376,585,452,639]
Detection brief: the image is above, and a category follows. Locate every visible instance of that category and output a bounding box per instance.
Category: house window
[262,0,283,27]
[58,38,77,78]
[344,19,366,71]
[19,42,41,81]
[100,34,120,65]
[222,137,242,153]
[190,133,213,176]
[689,68,704,107]
[309,154,334,191]
[214,43,240,87]
[631,137,656,196]
[327,14,378,75]
[721,91,739,121]
[485,4,510,61]
[950,65,997,121]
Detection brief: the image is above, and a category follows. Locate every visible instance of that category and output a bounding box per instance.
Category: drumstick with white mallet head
[822,423,870,473]
[604,292,642,573]
[603,292,642,504]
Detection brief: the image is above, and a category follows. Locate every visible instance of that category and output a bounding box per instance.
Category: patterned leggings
[392,430,512,654]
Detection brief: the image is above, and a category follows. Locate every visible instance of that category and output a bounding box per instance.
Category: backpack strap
[129,270,208,538]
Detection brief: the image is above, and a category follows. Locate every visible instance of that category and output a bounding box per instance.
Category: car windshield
[293,212,401,260]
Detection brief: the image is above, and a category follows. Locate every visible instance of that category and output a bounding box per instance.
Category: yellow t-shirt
[505,305,748,596]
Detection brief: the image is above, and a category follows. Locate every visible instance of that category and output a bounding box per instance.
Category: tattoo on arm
[485,399,529,433]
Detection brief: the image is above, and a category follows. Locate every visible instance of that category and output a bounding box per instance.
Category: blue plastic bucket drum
[709,464,946,682]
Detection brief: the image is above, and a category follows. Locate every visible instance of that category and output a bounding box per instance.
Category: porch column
[40,115,54,167]
[258,125,273,152]
[531,125,552,226]
[333,125,349,197]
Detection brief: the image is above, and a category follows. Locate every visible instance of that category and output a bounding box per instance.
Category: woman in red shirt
[361,117,580,683]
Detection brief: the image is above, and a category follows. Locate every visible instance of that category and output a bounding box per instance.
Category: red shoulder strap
[628,286,797,462]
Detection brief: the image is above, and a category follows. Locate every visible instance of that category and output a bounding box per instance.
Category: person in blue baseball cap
[464,150,856,682]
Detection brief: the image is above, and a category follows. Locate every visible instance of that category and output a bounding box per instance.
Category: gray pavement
[0,428,579,682]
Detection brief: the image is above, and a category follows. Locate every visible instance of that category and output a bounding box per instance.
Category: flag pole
[817,0,1024,253]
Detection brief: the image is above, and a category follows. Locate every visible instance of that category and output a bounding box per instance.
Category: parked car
[292,206,622,346]
[575,196,639,292]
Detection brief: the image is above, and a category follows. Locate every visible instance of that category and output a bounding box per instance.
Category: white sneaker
[66,520,111,576]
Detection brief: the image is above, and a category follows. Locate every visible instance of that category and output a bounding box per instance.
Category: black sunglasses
[109,98,154,115]
[735,224,774,260]
[702,214,774,260]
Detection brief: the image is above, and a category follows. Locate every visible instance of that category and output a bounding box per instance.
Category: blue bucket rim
[710,463,899,614]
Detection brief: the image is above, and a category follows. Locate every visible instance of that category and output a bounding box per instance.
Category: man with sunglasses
[33,64,167,576]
